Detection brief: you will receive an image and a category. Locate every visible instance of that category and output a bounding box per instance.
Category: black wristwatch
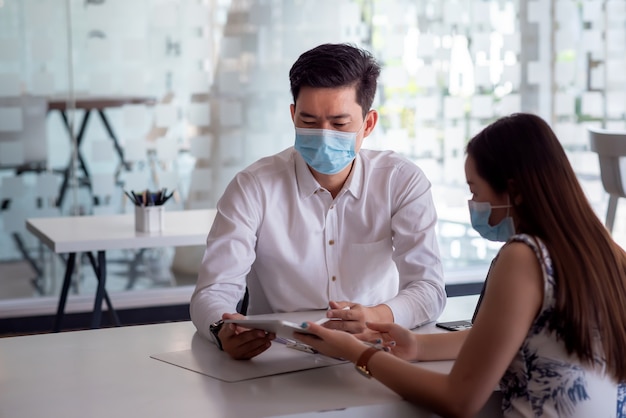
[210,319,225,351]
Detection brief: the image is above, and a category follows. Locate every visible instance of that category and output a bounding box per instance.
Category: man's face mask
[294,122,365,175]
[467,198,515,242]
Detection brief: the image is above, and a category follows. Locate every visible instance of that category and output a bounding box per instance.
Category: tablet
[223,319,317,341]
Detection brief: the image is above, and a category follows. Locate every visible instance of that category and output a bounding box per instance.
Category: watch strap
[355,346,381,378]
[209,319,225,351]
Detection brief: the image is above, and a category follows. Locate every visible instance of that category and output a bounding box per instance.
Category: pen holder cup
[134,206,164,233]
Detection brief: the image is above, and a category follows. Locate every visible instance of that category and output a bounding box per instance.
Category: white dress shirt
[190,147,446,340]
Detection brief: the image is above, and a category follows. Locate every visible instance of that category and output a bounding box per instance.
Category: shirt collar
[294,149,363,200]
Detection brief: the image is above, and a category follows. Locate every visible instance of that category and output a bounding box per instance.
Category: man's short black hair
[289,43,381,118]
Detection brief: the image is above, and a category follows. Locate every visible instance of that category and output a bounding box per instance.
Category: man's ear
[363,109,378,137]
[290,104,296,123]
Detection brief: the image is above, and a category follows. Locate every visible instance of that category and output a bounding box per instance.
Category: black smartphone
[435,320,473,331]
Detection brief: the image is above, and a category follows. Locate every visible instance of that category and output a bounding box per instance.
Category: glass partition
[0,0,624,313]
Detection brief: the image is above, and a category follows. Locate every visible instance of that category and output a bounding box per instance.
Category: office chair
[588,127,626,233]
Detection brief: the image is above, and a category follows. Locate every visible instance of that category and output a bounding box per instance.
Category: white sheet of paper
[151,333,346,383]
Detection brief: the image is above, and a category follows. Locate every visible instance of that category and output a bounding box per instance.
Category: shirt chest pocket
[341,237,397,295]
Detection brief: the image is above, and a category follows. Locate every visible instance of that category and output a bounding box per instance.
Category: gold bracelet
[354,346,381,378]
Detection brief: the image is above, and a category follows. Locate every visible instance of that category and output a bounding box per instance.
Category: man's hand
[219,312,275,360]
[323,301,393,336]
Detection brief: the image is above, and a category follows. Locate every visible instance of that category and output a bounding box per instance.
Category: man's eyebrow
[327,114,352,120]
[298,111,352,120]
[298,111,317,119]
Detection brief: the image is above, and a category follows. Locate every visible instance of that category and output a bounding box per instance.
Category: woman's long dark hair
[466,113,626,381]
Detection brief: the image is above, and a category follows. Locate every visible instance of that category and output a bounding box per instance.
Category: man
[190,43,445,359]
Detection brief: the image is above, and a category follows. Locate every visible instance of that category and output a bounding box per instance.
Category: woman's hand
[294,322,371,363]
[361,322,420,361]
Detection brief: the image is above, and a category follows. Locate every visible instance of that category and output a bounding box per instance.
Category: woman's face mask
[468,198,515,242]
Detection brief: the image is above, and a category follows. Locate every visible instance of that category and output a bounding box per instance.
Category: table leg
[11,232,44,294]
[56,110,93,207]
[86,251,121,328]
[53,252,76,332]
[97,109,130,170]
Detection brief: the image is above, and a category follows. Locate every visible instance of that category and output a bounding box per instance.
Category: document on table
[151,332,347,383]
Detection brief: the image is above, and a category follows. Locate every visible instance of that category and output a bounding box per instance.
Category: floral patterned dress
[497,234,625,417]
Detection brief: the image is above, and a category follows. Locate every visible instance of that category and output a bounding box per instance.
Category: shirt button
[328,239,335,245]
[331,276,336,282]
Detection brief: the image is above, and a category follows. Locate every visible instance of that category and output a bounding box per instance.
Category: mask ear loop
[506,195,510,218]
[356,109,374,137]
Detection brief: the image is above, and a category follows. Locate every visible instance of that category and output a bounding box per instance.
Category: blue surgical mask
[468,199,515,242]
[294,127,358,175]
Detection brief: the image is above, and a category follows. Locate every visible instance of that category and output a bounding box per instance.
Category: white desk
[25,209,215,331]
[0,299,503,418]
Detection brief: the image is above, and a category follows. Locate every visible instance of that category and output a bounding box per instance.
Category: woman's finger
[365,321,395,333]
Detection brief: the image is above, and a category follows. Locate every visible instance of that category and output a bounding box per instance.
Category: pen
[124,191,137,205]
[130,190,141,206]
[160,190,174,205]
[286,340,318,354]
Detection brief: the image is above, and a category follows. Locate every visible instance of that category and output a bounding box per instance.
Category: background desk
[47,95,156,207]
[25,209,215,331]
[0,298,503,418]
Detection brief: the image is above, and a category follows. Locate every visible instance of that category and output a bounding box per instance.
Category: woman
[296,113,626,417]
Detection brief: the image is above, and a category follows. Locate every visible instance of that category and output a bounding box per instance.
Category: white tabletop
[0,297,503,418]
[25,209,216,253]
